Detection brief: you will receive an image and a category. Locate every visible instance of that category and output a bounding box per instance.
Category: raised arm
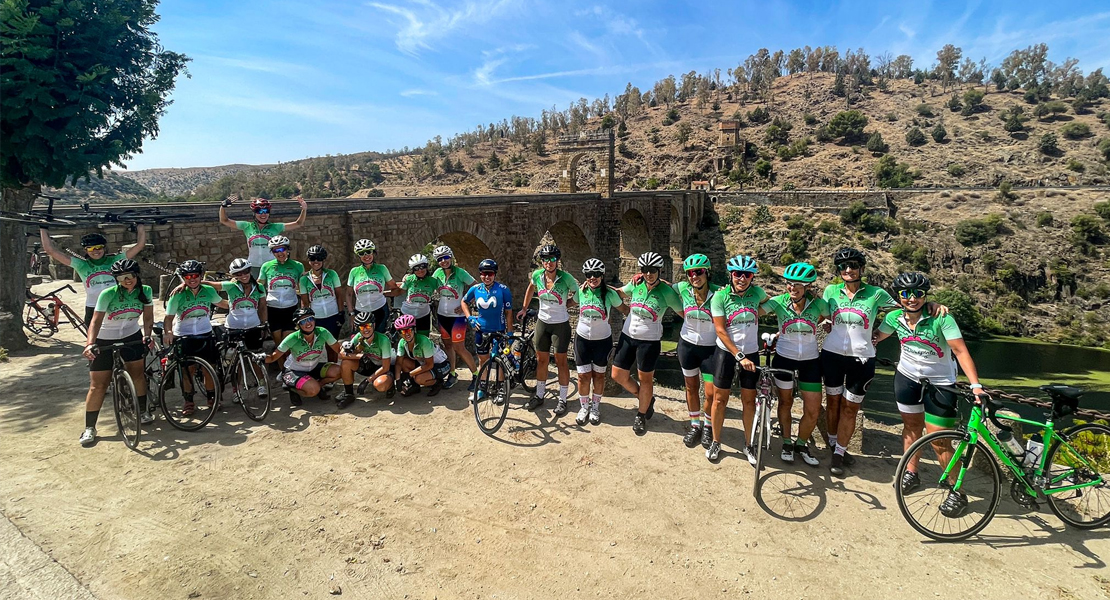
[124,224,147,259]
[282,197,308,232]
[218,194,240,230]
[38,228,73,266]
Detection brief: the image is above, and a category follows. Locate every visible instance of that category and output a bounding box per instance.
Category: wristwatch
[969,383,984,390]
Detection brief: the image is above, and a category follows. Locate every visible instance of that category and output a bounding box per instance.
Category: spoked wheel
[159,356,221,431]
[518,342,538,395]
[752,398,770,496]
[1044,423,1110,529]
[113,369,141,450]
[894,430,1001,541]
[474,359,509,435]
[22,303,56,337]
[234,354,271,422]
[63,304,88,337]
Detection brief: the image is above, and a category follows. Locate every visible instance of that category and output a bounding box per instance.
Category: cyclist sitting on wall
[218,195,307,279]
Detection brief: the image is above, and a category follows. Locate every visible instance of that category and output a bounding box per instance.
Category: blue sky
[126,0,1110,170]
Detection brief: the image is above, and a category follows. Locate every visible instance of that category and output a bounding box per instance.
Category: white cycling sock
[559,385,568,403]
[835,443,847,456]
[701,411,711,427]
[592,394,601,408]
[689,411,700,424]
[828,434,838,448]
[535,381,546,398]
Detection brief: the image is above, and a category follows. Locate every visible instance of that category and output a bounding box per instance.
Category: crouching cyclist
[264,307,341,407]
[393,314,451,397]
[335,311,396,408]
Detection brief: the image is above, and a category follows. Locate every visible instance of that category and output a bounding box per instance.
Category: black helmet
[110,258,140,276]
[833,247,866,267]
[478,258,498,273]
[538,244,561,260]
[891,272,931,292]
[292,307,316,323]
[353,311,374,328]
[178,260,204,275]
[306,245,328,260]
[80,233,107,247]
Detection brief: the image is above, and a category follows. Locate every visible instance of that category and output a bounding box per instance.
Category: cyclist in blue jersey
[460,259,514,400]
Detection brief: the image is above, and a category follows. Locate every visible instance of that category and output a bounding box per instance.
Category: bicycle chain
[952,382,1110,420]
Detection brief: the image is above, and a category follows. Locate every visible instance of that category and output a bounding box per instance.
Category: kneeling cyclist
[335,311,396,408]
[393,314,451,397]
[264,307,341,406]
[164,260,228,415]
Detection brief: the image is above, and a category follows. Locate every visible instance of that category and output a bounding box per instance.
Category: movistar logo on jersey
[833,307,870,329]
[727,307,757,325]
[476,296,499,309]
[901,335,945,358]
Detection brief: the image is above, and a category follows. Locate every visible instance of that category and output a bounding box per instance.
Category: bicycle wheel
[753,398,770,496]
[62,304,88,337]
[474,359,509,435]
[518,342,538,394]
[1044,422,1110,529]
[894,430,1001,541]
[22,303,56,337]
[0,211,77,226]
[159,356,221,431]
[113,368,141,449]
[235,353,271,422]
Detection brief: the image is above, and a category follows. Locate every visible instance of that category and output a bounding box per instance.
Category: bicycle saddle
[1039,384,1084,400]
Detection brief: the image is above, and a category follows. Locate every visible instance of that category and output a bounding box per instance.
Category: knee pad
[844,390,866,404]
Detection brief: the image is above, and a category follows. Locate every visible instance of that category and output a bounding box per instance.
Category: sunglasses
[298,317,316,324]
[358,323,375,329]
[686,269,707,278]
[308,258,324,262]
[584,271,604,279]
[254,209,270,215]
[115,273,136,282]
[731,271,754,279]
[479,271,496,276]
[898,289,927,300]
[271,247,288,254]
[182,273,201,280]
[436,255,452,262]
[413,264,428,270]
[640,268,660,275]
[837,262,862,271]
[85,245,105,252]
[541,257,558,263]
[356,250,375,257]
[398,327,414,333]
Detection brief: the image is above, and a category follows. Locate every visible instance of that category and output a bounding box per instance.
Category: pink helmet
[393,314,416,330]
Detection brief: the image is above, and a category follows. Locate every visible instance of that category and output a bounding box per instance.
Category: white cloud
[400,88,438,96]
[368,0,518,54]
[208,95,377,126]
[196,54,318,77]
[899,23,916,39]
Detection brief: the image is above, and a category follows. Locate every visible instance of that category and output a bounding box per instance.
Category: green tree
[946,93,962,112]
[1060,122,1090,139]
[930,289,986,337]
[865,131,888,154]
[905,127,926,146]
[827,110,869,143]
[675,122,693,148]
[1100,138,1110,161]
[931,124,947,142]
[874,154,914,188]
[1095,201,1110,221]
[1002,106,1027,133]
[1,0,188,348]
[747,106,770,124]
[962,88,986,113]
[1038,132,1059,155]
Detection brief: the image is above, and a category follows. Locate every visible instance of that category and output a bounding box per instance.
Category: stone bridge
[42,191,707,296]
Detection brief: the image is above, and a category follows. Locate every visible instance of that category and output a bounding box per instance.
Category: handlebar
[28,284,78,300]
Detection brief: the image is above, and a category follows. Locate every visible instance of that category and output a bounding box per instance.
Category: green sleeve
[606,288,622,307]
[142,285,154,306]
[710,289,726,317]
[347,268,357,286]
[417,336,433,358]
[349,332,363,348]
[940,315,963,340]
[621,282,633,294]
[258,263,271,284]
[822,285,834,301]
[755,286,769,305]
[379,264,392,281]
[297,274,309,295]
[94,287,113,312]
[763,293,783,313]
[320,328,337,345]
[459,269,475,286]
[401,274,414,290]
[221,281,235,293]
[817,297,831,318]
[327,270,341,288]
[294,261,305,278]
[662,283,682,313]
[877,288,898,308]
[273,222,286,233]
[561,271,578,292]
[277,332,295,352]
[878,311,898,334]
[166,292,181,316]
[395,338,407,357]
[235,221,249,231]
[203,285,223,304]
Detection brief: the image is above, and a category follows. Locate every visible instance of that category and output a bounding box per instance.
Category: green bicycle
[894,382,1110,541]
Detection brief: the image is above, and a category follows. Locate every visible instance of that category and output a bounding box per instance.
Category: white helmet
[268,235,290,249]
[408,254,429,270]
[432,245,452,261]
[354,239,376,254]
[229,258,252,274]
[637,252,664,269]
[582,258,605,274]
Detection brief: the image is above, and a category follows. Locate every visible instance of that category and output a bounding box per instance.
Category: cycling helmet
[353,311,374,328]
[292,307,316,323]
[306,245,328,260]
[110,258,141,276]
[538,244,561,260]
[229,258,252,274]
[433,245,452,261]
[783,262,818,283]
[178,260,204,275]
[354,239,376,254]
[637,252,664,269]
[478,258,498,273]
[726,255,759,273]
[250,198,271,212]
[581,258,606,274]
[393,313,416,330]
[891,272,931,292]
[268,235,290,250]
[682,254,711,271]
[408,254,429,270]
[80,233,107,247]
[833,247,866,267]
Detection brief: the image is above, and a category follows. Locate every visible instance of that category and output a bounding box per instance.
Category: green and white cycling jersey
[71,253,126,307]
[710,284,768,354]
[397,333,448,364]
[259,259,305,309]
[531,268,578,324]
[822,282,898,359]
[298,269,342,319]
[764,293,830,361]
[573,284,623,340]
[348,263,392,312]
[278,328,337,372]
[222,280,265,329]
[400,273,440,318]
[878,311,963,385]
[345,330,395,365]
[235,220,286,268]
[673,281,721,346]
[94,285,153,340]
[432,266,475,317]
[167,284,222,336]
[620,280,682,341]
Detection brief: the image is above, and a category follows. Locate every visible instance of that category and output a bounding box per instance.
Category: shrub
[954,214,1008,246]
[600,114,615,129]
[803,112,817,125]
[874,154,914,188]
[946,93,962,112]
[748,106,770,124]
[962,88,985,112]
[1100,138,1110,162]
[1001,106,1027,133]
[1095,201,1110,221]
[891,238,930,271]
[931,124,947,142]
[754,158,774,178]
[827,110,869,143]
[764,118,793,145]
[947,163,965,177]
[931,289,987,337]
[1036,211,1054,227]
[751,205,773,226]
[905,127,926,146]
[866,131,888,154]
[643,177,661,190]
[817,220,842,233]
[915,103,934,117]
[1061,122,1091,139]
[814,125,833,142]
[1071,214,1106,247]
[1039,133,1059,155]
[1034,100,1069,120]
[997,180,1016,202]
[475,162,486,175]
[1067,159,1085,172]
[885,112,898,122]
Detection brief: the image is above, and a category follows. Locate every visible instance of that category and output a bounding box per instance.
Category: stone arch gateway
[556,129,615,197]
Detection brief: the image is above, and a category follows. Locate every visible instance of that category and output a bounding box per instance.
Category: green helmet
[783,262,817,283]
[682,254,711,271]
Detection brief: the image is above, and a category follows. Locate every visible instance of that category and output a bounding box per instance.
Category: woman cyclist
[612,251,682,436]
[572,258,627,426]
[874,272,986,516]
[431,245,477,389]
[39,227,147,326]
[708,255,769,464]
[335,311,396,408]
[764,262,831,467]
[223,258,269,398]
[393,314,451,397]
[517,244,578,415]
[264,307,342,407]
[164,260,229,416]
[259,235,305,346]
[298,245,345,354]
[673,254,722,449]
[460,259,514,401]
[400,254,440,336]
[347,239,400,334]
[78,259,155,446]
[218,195,306,278]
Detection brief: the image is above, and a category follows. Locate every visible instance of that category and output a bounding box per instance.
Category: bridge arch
[537,220,593,275]
[670,204,683,280]
[428,218,499,278]
[618,208,650,281]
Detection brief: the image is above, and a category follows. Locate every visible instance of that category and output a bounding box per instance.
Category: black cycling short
[225,326,266,351]
[574,335,612,372]
[316,314,343,339]
[771,354,823,392]
[371,305,390,334]
[179,333,219,368]
[820,349,876,402]
[534,320,572,354]
[712,347,760,390]
[357,355,382,376]
[893,370,959,427]
[611,333,661,373]
[268,305,298,332]
[90,331,145,372]
[413,313,431,334]
[84,306,95,329]
[677,338,717,381]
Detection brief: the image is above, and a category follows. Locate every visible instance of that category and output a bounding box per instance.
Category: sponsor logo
[630,302,659,321]
[107,307,142,320]
[900,335,944,357]
[271,275,295,289]
[437,285,460,300]
[683,305,712,320]
[355,279,384,295]
[182,305,210,319]
[537,289,564,305]
[310,286,335,301]
[476,296,499,310]
[832,307,870,329]
[294,348,323,362]
[579,303,606,320]
[247,233,271,247]
[85,270,112,289]
[727,307,758,325]
[782,317,817,334]
[409,292,432,304]
[232,297,257,310]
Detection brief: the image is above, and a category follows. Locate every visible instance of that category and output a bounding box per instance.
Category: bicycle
[0,193,77,227]
[24,284,87,337]
[893,380,1110,541]
[27,241,48,276]
[748,333,798,496]
[154,336,223,431]
[92,339,148,450]
[470,328,538,435]
[213,325,272,421]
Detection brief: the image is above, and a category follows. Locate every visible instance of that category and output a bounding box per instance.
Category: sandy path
[2,284,1108,600]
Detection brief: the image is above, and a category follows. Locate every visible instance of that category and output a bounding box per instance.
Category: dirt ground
[2,284,1109,600]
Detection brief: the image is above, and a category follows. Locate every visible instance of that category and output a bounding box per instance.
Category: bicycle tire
[61,303,88,337]
[1044,422,1110,529]
[159,356,221,431]
[22,303,56,337]
[235,353,271,422]
[753,399,769,496]
[518,341,538,394]
[894,430,1001,541]
[113,368,141,450]
[0,211,78,227]
[474,358,510,435]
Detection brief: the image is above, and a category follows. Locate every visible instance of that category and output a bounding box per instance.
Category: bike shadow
[755,468,828,522]
[927,511,1110,568]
